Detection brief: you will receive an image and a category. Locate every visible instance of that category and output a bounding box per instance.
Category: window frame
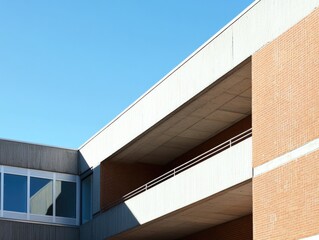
[0,165,80,226]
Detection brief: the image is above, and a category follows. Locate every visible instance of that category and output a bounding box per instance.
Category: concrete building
[1,0,319,239]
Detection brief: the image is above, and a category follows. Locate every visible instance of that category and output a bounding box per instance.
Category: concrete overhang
[79,0,319,170]
[110,181,252,240]
[86,137,252,240]
[109,61,251,165]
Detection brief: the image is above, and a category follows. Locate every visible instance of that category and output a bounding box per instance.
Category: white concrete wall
[124,137,252,224]
[79,0,319,168]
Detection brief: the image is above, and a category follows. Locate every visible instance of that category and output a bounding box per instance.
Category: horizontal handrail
[100,128,252,212]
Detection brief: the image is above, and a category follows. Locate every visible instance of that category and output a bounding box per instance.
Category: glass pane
[55,180,76,218]
[4,174,27,212]
[81,175,92,224]
[30,177,53,216]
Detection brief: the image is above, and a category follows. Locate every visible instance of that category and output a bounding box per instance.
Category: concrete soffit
[106,59,252,165]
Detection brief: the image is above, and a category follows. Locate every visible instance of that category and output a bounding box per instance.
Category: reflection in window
[81,175,92,224]
[56,181,76,218]
[30,177,53,216]
[4,174,27,212]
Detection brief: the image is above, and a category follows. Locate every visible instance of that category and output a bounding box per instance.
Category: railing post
[174,169,176,176]
[145,185,147,191]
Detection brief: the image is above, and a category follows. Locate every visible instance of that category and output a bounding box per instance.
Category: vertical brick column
[252,8,319,240]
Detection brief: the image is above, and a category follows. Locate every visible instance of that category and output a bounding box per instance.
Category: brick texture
[181,215,252,240]
[252,8,319,167]
[253,8,319,240]
[253,151,319,240]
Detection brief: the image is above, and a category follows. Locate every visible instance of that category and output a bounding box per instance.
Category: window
[30,177,53,216]
[55,180,76,218]
[0,166,79,225]
[81,175,92,224]
[4,174,27,213]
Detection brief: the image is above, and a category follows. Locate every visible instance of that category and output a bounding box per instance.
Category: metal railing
[100,128,252,213]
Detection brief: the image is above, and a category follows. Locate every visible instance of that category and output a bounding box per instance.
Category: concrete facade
[1,0,319,239]
[0,139,78,174]
[0,219,79,240]
[0,140,79,239]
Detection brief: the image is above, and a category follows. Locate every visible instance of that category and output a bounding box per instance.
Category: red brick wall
[100,161,164,209]
[254,151,319,240]
[252,8,319,240]
[181,215,252,240]
[252,8,319,168]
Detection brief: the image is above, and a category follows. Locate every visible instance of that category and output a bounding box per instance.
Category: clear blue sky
[0,0,254,149]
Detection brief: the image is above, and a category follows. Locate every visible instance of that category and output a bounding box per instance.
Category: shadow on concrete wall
[80,202,140,240]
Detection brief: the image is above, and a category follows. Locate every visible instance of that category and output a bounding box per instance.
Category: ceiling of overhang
[109,60,251,165]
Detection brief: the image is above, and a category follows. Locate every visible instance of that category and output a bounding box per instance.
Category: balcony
[83,129,252,240]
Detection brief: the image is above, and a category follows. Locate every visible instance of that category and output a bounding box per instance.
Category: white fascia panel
[301,235,319,240]
[124,138,252,224]
[79,26,233,168]
[233,0,319,66]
